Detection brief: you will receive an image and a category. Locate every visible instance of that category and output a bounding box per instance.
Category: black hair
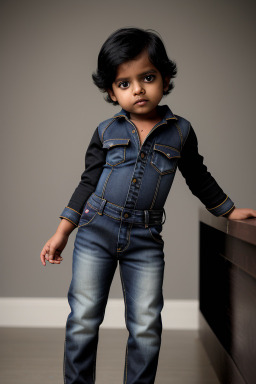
[92,27,177,105]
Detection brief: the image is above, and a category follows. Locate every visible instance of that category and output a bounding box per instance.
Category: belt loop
[98,198,107,215]
[161,208,166,225]
[144,210,149,228]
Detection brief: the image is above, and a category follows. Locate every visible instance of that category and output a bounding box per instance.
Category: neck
[130,108,161,124]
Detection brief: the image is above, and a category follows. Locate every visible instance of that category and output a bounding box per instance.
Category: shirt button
[132,129,135,133]
[124,213,130,218]
[132,178,137,183]
[140,152,145,159]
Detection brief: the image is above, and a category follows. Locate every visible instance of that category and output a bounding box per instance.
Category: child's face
[108,50,170,120]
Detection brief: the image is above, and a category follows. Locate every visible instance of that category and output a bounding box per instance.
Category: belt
[88,193,166,228]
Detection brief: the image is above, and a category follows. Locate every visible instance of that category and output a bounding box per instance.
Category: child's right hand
[40,232,68,266]
[40,218,76,266]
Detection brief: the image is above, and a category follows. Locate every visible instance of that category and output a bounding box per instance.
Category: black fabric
[178,125,228,210]
[66,127,106,213]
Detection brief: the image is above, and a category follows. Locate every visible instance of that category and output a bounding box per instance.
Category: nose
[133,81,145,95]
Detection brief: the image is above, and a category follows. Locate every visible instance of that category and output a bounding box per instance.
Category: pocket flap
[103,138,130,149]
[153,144,180,159]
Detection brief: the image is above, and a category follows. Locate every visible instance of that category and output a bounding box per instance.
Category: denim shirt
[60,105,235,227]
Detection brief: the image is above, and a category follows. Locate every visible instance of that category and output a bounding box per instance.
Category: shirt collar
[113,105,178,122]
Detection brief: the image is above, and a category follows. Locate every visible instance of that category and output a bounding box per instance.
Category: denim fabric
[64,194,165,384]
[94,107,185,212]
[63,105,235,383]
[60,105,234,227]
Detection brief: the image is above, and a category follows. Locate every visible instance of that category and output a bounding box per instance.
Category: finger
[51,249,63,262]
[48,251,63,264]
[40,245,49,266]
[48,245,56,263]
[49,258,62,264]
[40,253,46,266]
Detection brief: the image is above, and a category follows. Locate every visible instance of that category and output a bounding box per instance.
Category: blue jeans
[64,193,165,384]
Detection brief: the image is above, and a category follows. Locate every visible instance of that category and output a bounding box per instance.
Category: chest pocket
[151,144,181,175]
[103,138,130,166]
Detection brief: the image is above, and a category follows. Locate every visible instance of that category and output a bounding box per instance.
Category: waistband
[88,193,166,228]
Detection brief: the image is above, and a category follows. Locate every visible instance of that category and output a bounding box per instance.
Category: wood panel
[199,218,256,384]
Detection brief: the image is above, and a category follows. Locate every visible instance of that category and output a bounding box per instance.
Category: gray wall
[1,0,256,299]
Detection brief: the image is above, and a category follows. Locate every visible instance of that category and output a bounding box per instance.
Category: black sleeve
[66,127,106,213]
[178,125,235,216]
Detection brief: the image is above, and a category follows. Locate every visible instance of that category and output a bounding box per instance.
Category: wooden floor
[0,328,219,383]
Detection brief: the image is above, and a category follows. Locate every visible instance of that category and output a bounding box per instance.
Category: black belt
[88,193,166,228]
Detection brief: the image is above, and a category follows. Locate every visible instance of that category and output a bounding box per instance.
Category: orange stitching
[148,227,164,244]
[101,168,113,197]
[78,212,98,228]
[101,119,116,142]
[92,194,124,210]
[114,114,127,119]
[107,201,124,209]
[106,159,124,166]
[86,201,98,211]
[65,206,81,215]
[101,212,120,221]
[103,138,130,143]
[117,224,132,253]
[220,205,235,217]
[154,147,180,158]
[166,116,178,120]
[106,146,126,166]
[150,174,162,209]
[154,143,180,152]
[207,196,228,211]
[150,161,176,175]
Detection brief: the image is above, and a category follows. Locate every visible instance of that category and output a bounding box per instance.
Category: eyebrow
[114,69,157,84]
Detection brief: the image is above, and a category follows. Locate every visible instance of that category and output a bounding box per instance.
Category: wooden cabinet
[199,212,256,384]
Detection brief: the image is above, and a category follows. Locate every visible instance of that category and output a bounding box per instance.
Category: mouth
[134,99,148,105]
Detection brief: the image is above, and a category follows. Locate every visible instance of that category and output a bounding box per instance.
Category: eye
[144,74,155,82]
[118,81,129,89]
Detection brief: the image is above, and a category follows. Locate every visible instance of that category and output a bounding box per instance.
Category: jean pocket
[78,202,98,228]
[148,224,164,244]
[151,144,180,175]
[103,138,130,166]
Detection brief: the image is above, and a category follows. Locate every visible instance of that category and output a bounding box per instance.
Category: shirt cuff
[206,196,235,217]
[59,206,81,227]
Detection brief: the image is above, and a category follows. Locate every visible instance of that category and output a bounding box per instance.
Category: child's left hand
[226,208,256,220]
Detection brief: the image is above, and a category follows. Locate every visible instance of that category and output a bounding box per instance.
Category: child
[40,28,256,384]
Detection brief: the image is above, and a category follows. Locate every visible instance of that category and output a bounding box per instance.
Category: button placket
[123,141,152,211]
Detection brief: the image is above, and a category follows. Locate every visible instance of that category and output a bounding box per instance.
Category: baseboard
[0,298,199,329]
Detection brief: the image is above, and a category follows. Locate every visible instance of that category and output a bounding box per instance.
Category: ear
[107,88,117,103]
[163,76,171,92]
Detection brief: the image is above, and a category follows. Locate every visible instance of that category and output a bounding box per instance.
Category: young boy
[40,28,256,384]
